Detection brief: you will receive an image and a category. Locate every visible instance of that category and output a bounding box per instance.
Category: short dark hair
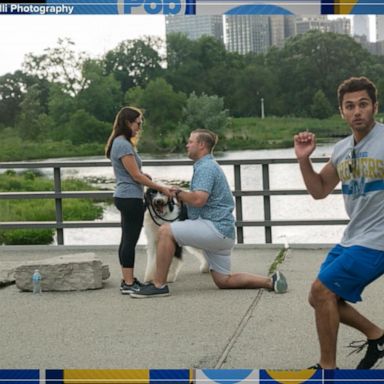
[192,129,218,153]
[338,77,377,107]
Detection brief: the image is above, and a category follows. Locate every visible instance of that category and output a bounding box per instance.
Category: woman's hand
[159,185,173,198]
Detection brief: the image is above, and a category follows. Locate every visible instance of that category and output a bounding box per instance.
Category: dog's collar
[144,194,181,227]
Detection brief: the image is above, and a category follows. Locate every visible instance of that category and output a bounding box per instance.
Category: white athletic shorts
[170,218,235,275]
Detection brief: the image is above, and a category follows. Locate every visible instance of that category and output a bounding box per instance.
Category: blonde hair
[105,106,143,158]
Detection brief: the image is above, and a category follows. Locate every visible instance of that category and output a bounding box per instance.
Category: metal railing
[0,158,348,245]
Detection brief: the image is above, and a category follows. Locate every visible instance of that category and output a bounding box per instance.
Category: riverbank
[0,115,351,162]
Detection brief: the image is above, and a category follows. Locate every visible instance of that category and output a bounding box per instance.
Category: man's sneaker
[271,271,288,293]
[348,334,384,369]
[120,278,143,295]
[130,283,170,298]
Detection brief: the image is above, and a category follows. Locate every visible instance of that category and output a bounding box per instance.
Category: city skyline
[0,14,379,77]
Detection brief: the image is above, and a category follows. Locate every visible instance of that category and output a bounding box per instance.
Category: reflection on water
[55,144,348,246]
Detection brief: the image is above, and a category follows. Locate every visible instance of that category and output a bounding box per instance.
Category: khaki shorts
[170,219,235,275]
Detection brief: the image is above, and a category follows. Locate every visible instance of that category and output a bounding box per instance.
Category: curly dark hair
[338,77,377,107]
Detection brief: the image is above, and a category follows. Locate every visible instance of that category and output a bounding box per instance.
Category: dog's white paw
[200,261,209,273]
[144,265,155,283]
[167,258,183,283]
[144,274,154,284]
[166,273,177,283]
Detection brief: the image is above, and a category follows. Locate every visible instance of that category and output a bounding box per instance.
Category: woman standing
[105,106,172,294]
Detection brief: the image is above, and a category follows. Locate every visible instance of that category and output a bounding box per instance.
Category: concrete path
[1,245,384,370]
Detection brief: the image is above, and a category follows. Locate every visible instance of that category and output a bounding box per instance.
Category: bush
[310,90,334,119]
[0,229,54,245]
[0,173,105,245]
[65,109,110,145]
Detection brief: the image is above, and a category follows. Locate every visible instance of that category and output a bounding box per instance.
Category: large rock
[0,262,20,287]
[14,253,109,292]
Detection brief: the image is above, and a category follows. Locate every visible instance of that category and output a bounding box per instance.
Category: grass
[0,115,358,161]
[0,170,104,245]
[0,135,104,162]
[224,115,351,150]
[268,247,289,275]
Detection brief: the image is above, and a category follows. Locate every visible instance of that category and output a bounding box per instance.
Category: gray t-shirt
[331,122,384,250]
[110,136,144,199]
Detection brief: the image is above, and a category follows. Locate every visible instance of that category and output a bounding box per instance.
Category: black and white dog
[143,188,209,283]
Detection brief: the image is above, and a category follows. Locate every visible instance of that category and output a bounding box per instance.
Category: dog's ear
[145,188,156,197]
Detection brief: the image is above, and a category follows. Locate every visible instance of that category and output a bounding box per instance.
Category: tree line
[1,30,384,155]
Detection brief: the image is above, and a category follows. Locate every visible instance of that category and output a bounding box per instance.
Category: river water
[52,144,348,246]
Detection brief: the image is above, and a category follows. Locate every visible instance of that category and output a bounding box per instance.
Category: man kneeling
[130,129,288,298]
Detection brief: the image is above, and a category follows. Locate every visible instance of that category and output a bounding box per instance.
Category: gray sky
[0,15,376,77]
[0,15,166,76]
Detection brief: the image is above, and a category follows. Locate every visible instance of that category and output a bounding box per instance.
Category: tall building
[375,40,384,55]
[377,15,384,41]
[353,15,370,40]
[225,15,270,54]
[284,16,296,40]
[270,16,295,48]
[165,15,224,42]
[269,16,285,48]
[295,16,329,35]
[328,17,351,36]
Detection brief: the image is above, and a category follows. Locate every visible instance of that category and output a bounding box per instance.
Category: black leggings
[114,197,145,268]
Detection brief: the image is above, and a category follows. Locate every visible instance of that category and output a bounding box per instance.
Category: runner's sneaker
[120,278,143,295]
[348,334,384,369]
[271,271,288,293]
[130,283,170,298]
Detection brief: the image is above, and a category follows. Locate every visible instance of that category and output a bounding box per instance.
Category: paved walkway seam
[214,288,264,368]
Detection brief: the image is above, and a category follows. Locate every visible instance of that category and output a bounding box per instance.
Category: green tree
[23,38,88,96]
[124,86,145,107]
[0,70,51,129]
[177,92,230,147]
[230,64,278,117]
[267,31,376,116]
[193,36,229,96]
[125,78,187,151]
[77,59,122,122]
[0,71,27,127]
[165,34,231,97]
[47,85,77,140]
[16,84,45,140]
[310,90,334,119]
[165,33,202,95]
[65,109,110,145]
[139,78,186,135]
[103,37,164,94]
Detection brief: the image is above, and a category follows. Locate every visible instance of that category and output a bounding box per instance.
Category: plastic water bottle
[32,269,42,294]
